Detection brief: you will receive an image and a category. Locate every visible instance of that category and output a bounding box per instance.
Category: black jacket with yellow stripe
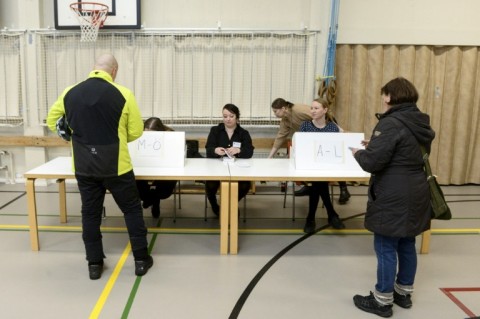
[47,70,143,177]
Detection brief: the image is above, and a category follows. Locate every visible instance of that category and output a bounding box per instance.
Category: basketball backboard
[54,0,141,29]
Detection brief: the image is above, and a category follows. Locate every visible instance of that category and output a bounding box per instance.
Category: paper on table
[234,160,251,167]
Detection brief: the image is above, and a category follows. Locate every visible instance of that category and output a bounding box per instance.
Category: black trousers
[205,180,251,206]
[76,170,148,262]
[306,181,339,221]
[137,180,177,203]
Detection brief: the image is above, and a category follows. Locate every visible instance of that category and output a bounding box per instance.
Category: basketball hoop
[70,2,109,42]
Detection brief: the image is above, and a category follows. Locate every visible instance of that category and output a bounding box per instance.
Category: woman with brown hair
[136,117,177,218]
[351,77,435,317]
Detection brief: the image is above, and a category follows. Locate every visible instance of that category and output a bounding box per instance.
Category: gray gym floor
[0,182,479,318]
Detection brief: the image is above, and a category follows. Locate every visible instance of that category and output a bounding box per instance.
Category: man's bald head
[94,54,118,79]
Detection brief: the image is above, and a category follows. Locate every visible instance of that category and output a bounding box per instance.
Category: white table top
[227,158,370,182]
[134,158,230,180]
[24,157,231,181]
[24,157,370,182]
[24,156,75,179]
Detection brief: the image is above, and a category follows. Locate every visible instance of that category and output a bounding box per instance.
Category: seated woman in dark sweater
[300,98,345,233]
[205,104,254,216]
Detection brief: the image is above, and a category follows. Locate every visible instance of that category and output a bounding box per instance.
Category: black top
[66,77,126,177]
[205,123,254,159]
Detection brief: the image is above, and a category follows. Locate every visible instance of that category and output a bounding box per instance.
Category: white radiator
[0,150,15,184]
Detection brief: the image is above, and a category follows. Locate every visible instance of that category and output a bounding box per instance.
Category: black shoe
[353,292,393,318]
[294,186,310,197]
[329,215,345,229]
[303,220,316,234]
[393,291,412,309]
[135,255,153,276]
[338,185,351,204]
[151,203,160,218]
[142,189,155,208]
[88,262,103,280]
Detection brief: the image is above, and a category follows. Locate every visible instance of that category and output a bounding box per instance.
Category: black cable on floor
[0,192,26,210]
[228,212,366,319]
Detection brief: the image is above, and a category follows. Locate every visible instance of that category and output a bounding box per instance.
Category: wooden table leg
[57,179,67,223]
[219,181,229,255]
[26,178,39,251]
[229,182,239,255]
[420,230,431,254]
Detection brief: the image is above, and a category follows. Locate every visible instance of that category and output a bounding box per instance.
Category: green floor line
[121,226,159,319]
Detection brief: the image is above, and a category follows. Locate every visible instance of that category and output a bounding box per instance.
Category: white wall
[38,0,328,31]
[2,0,479,43]
[0,0,18,29]
[337,0,480,45]
[144,0,319,30]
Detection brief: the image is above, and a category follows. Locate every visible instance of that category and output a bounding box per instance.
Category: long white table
[24,157,231,254]
[24,157,431,255]
[227,158,431,254]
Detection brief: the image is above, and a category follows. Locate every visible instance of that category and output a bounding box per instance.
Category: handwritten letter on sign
[135,133,165,157]
[292,132,364,170]
[314,141,344,163]
[128,131,185,168]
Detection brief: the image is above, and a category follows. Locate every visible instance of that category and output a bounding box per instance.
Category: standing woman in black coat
[350,77,435,317]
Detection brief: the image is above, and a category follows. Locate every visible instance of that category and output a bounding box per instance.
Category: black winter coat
[354,103,435,237]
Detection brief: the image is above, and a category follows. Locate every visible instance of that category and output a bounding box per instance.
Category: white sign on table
[291,132,365,170]
[128,131,185,168]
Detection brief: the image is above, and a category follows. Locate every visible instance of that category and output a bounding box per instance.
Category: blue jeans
[373,234,417,304]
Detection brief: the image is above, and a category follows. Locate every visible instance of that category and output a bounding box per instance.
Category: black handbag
[392,116,451,220]
[419,145,452,220]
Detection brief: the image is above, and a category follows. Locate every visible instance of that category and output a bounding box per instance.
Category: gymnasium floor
[0,181,479,319]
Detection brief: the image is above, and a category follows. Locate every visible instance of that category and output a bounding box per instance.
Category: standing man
[47,54,153,280]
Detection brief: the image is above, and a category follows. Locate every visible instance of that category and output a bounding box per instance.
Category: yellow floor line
[0,225,30,230]
[1,224,479,235]
[89,243,131,319]
[238,229,372,234]
[239,229,480,235]
[429,228,480,234]
[0,224,221,233]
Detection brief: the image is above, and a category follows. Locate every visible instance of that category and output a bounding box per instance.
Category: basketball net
[70,2,108,42]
